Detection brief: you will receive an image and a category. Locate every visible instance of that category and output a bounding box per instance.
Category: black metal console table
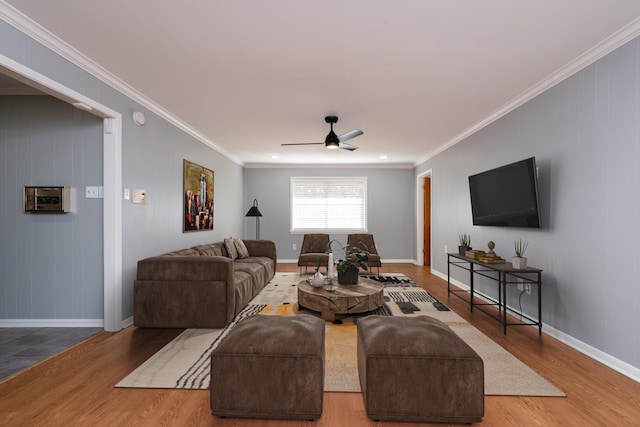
[447,253,543,335]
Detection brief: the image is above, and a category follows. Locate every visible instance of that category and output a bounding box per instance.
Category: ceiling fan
[281,116,363,151]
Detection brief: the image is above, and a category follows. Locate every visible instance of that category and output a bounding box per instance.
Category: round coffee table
[297,277,384,321]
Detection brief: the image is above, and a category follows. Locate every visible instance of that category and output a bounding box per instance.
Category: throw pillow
[224,237,238,260]
[234,238,250,259]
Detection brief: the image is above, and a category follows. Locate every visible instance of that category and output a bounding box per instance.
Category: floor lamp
[245,199,263,239]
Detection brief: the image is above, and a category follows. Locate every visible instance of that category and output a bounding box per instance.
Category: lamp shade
[245,199,262,217]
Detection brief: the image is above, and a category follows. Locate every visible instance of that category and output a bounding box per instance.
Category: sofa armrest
[137,255,234,281]
[136,255,236,325]
[242,240,277,263]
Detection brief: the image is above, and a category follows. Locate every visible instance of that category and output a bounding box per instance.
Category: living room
[2,2,640,425]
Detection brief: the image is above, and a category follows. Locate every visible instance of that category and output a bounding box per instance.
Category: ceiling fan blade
[338,129,363,143]
[339,142,358,151]
[281,118,362,151]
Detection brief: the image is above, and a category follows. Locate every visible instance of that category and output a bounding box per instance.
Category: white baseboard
[0,318,103,328]
[278,259,413,264]
[0,316,133,332]
[543,324,640,383]
[121,316,134,328]
[431,267,640,384]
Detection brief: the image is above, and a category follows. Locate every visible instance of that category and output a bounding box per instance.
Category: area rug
[116,273,565,397]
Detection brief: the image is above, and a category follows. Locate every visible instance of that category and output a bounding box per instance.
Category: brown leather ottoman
[357,315,484,423]
[210,314,325,420]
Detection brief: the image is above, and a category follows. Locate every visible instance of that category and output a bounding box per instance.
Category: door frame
[415,169,432,266]
[1,53,123,332]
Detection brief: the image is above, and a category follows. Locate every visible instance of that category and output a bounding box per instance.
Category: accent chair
[347,233,381,274]
[297,233,330,273]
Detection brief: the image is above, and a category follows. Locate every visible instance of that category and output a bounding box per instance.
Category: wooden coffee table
[297,277,384,321]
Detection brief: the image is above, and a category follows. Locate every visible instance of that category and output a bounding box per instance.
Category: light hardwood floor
[1,263,639,426]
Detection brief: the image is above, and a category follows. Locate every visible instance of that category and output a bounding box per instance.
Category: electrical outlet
[517,279,524,291]
[292,244,297,251]
[444,245,448,253]
[524,283,531,295]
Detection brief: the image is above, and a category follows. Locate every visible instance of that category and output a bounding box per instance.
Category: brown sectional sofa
[134,239,277,328]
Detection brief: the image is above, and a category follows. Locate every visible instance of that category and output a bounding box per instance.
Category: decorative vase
[337,266,359,285]
[512,256,527,269]
[312,271,325,287]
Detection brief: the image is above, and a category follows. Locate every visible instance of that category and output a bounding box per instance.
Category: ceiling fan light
[325,129,339,149]
[326,141,339,149]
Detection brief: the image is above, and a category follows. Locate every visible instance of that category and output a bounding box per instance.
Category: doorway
[0,55,123,331]
[423,177,431,265]
[415,169,432,266]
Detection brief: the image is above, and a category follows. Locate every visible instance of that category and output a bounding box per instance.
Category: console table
[447,253,543,335]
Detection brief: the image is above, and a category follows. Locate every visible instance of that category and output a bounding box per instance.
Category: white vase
[312,271,325,287]
[512,256,527,269]
[327,252,334,280]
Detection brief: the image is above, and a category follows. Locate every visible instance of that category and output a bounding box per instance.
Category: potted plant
[329,240,370,285]
[458,234,471,256]
[513,239,529,269]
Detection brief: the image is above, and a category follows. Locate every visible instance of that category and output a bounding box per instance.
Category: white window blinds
[290,176,367,233]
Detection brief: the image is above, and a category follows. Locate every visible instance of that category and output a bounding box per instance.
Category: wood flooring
[1,263,639,426]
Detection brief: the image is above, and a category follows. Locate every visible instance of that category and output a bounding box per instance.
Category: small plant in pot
[513,239,529,269]
[458,234,471,256]
[329,240,370,285]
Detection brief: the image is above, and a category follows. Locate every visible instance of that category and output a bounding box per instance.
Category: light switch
[86,186,99,198]
[124,188,130,200]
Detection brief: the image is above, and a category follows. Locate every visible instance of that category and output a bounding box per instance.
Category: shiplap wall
[0,95,104,320]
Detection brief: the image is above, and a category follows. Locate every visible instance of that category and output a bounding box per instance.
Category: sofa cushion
[163,248,201,257]
[233,271,254,314]
[193,243,224,257]
[236,257,275,280]
[234,238,250,259]
[235,261,267,289]
[224,238,238,260]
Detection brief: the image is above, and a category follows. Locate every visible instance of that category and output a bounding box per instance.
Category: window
[291,176,367,233]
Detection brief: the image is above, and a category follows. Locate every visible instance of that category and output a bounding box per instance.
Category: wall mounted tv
[468,157,541,228]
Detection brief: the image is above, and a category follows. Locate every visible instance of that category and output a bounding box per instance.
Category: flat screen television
[468,157,541,228]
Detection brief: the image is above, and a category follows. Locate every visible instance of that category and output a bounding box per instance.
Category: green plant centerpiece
[512,239,529,269]
[458,233,471,256]
[329,239,370,285]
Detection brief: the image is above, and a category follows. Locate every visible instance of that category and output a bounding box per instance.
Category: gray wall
[417,37,640,372]
[0,95,103,320]
[0,19,245,323]
[244,167,414,262]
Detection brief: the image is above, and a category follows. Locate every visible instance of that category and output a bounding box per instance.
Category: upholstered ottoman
[210,314,325,420]
[357,315,484,423]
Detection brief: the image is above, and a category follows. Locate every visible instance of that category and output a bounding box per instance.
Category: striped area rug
[116,273,565,396]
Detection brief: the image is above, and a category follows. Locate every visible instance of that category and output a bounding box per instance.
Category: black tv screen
[469,157,541,228]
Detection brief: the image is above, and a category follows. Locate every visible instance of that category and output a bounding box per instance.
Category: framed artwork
[183,159,214,232]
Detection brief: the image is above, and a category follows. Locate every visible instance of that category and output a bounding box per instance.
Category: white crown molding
[244,162,414,169]
[416,16,640,166]
[0,1,243,166]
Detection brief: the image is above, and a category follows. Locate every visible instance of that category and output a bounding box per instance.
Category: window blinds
[290,176,367,232]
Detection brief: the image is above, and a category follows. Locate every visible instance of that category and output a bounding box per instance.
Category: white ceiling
[4,0,640,166]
